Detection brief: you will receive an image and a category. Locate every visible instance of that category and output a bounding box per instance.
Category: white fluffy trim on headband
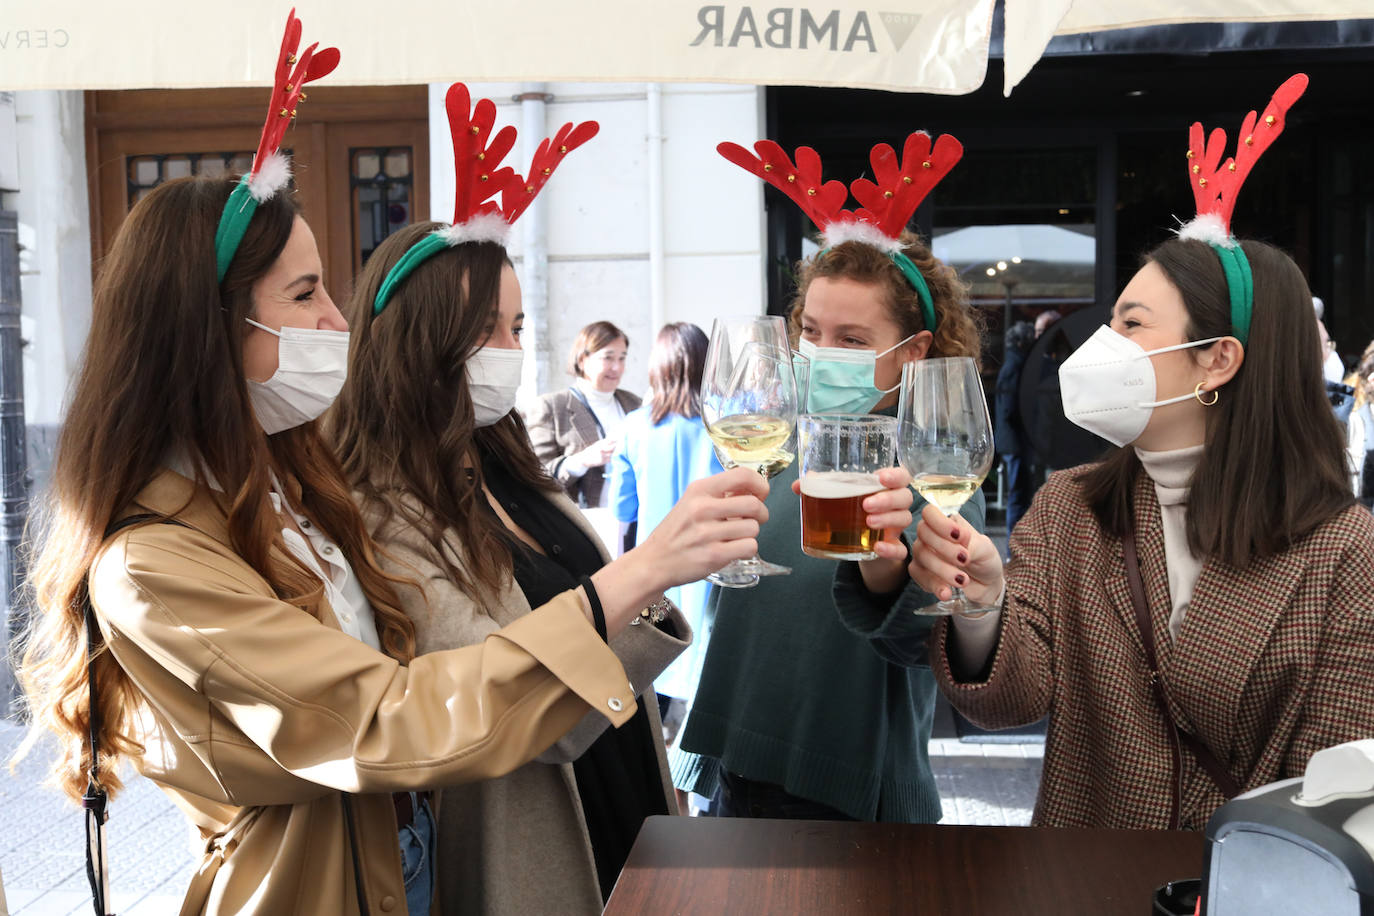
[246,151,292,203]
[822,220,904,253]
[1176,213,1236,248]
[437,213,513,246]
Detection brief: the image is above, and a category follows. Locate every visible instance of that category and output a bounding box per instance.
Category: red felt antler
[1187,73,1307,236]
[849,133,963,237]
[717,140,850,232]
[719,133,961,248]
[442,83,598,237]
[249,8,339,183]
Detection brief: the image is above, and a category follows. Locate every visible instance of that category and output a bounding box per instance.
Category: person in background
[1345,340,1374,507]
[996,320,1037,539]
[1317,306,1355,424]
[1033,309,1062,340]
[525,321,640,508]
[609,322,723,813]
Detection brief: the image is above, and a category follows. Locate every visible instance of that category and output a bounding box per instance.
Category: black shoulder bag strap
[84,513,168,916]
[1122,527,1241,830]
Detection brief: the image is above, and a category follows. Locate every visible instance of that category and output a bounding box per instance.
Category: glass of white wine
[701,316,801,588]
[897,357,996,616]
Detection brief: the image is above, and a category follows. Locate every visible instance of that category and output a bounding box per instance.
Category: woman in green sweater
[676,228,985,821]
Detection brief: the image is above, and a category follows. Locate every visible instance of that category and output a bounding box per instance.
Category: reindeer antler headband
[214,8,339,283]
[372,83,599,315]
[1176,73,1308,346]
[718,132,963,333]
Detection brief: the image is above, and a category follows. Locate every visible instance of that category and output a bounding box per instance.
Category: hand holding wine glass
[897,357,996,615]
[701,316,800,587]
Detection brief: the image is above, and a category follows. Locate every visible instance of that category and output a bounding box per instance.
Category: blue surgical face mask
[797,335,914,414]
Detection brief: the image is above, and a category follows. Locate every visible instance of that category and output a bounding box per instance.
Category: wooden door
[86,85,429,302]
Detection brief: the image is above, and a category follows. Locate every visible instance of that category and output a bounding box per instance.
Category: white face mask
[244,318,350,435]
[467,347,524,427]
[797,335,914,415]
[1058,325,1222,447]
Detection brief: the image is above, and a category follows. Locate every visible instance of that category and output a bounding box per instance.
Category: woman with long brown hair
[909,77,1374,830]
[15,176,764,916]
[328,84,768,914]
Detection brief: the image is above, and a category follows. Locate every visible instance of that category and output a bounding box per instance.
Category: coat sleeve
[1283,533,1374,776]
[830,489,987,669]
[928,474,1064,730]
[610,442,639,525]
[375,521,690,765]
[524,395,574,483]
[91,525,637,804]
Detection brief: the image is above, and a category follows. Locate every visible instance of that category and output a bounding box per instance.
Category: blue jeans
[398,794,436,916]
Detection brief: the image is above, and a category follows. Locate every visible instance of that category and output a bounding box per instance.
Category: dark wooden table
[605,816,1205,914]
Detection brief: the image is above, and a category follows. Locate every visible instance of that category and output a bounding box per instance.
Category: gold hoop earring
[1194,382,1219,406]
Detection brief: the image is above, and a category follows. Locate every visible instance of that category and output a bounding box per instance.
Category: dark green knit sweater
[676,447,987,822]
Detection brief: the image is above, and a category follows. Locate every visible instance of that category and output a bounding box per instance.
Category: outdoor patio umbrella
[1,1,1364,95]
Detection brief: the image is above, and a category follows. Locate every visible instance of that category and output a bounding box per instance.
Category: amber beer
[800,470,885,560]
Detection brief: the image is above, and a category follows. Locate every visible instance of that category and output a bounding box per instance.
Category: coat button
[608,697,624,712]
[380,895,396,911]
[550,544,562,555]
[322,545,336,556]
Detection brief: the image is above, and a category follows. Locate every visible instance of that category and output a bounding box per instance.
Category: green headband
[214,177,258,283]
[818,246,937,334]
[373,232,451,315]
[1208,240,1253,346]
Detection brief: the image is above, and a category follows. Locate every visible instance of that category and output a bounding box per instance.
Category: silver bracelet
[630,595,672,626]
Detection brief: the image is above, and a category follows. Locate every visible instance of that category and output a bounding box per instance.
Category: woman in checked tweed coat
[905,236,1374,830]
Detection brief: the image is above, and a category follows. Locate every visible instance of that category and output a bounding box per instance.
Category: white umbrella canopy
[1003,0,1374,94]
[3,1,1362,95]
[1,0,997,93]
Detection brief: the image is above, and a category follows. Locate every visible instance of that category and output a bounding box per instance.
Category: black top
[479,450,669,901]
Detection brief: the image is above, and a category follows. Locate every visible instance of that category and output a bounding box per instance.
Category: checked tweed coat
[933,467,1374,830]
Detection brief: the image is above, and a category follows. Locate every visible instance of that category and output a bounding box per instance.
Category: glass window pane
[164,156,192,180]
[384,150,410,177]
[134,157,160,186]
[198,158,227,179]
[354,152,380,180]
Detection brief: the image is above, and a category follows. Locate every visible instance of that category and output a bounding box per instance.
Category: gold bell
[1265,115,1276,126]
[903,176,913,185]
[921,161,932,169]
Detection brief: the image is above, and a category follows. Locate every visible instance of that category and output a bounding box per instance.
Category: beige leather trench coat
[88,470,637,915]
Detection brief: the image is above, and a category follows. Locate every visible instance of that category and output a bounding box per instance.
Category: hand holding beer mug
[897,357,995,616]
[797,414,898,561]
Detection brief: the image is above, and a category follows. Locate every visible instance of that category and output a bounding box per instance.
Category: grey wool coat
[363,486,685,915]
[523,388,642,507]
[934,468,1374,831]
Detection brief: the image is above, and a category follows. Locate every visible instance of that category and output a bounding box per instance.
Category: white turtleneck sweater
[1134,444,1204,641]
[562,378,628,484]
[949,444,1205,676]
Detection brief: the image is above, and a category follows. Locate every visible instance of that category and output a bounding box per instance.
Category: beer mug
[797,414,897,561]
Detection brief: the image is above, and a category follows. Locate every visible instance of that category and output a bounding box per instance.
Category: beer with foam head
[799,470,885,560]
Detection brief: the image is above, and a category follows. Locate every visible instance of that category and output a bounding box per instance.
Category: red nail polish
[949,527,960,541]
[955,574,967,586]
[957,552,968,564]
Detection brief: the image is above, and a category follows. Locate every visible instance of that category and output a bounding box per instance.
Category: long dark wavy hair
[1080,237,1354,567]
[17,176,417,802]
[331,221,557,601]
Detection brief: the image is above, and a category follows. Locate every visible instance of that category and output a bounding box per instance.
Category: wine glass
[897,357,996,616]
[701,316,800,588]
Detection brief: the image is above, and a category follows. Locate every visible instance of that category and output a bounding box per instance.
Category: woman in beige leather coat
[15,177,768,916]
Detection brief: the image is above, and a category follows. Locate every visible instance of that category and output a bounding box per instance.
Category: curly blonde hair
[786,231,984,368]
